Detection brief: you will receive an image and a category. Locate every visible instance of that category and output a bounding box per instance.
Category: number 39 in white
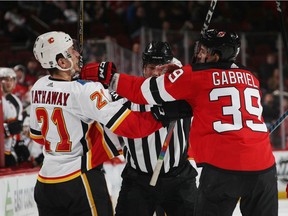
[210,87,267,133]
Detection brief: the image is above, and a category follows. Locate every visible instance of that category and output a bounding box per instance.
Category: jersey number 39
[210,87,267,133]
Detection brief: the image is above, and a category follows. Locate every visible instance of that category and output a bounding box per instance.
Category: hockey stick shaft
[78,0,84,54]
[201,0,218,35]
[0,88,4,167]
[149,0,218,186]
[149,120,177,186]
[269,110,288,134]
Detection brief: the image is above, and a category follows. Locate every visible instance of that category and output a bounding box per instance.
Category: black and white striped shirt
[121,100,191,174]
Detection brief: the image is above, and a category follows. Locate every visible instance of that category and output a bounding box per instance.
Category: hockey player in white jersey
[30,31,163,216]
[2,95,18,166]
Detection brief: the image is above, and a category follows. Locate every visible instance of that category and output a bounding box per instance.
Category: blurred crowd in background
[1,1,288,168]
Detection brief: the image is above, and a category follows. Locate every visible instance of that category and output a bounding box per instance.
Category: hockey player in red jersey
[30,31,163,216]
[81,29,278,216]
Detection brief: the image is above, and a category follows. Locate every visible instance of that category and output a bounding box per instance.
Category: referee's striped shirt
[121,100,191,175]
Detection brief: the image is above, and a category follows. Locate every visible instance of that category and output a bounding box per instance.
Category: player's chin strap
[56,57,76,75]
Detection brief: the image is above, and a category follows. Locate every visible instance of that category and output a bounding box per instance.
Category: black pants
[194,165,278,216]
[34,168,113,216]
[115,160,198,216]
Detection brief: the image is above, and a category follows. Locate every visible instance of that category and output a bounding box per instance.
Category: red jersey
[115,62,275,172]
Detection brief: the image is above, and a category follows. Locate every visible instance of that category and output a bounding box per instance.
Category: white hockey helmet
[0,67,16,78]
[33,31,73,69]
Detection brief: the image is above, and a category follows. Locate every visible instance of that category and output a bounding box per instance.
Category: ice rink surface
[232,199,288,216]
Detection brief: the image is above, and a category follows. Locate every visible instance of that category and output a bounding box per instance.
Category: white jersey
[29,75,161,183]
[2,96,17,152]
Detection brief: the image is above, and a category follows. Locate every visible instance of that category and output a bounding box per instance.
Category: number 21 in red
[36,107,72,152]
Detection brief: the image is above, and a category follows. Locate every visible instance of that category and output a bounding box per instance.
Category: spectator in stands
[262,93,279,124]
[25,59,39,86]
[267,68,280,92]
[13,64,29,102]
[259,52,278,89]
[38,0,66,25]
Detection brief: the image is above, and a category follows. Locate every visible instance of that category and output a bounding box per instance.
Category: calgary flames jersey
[29,75,162,183]
[116,62,275,172]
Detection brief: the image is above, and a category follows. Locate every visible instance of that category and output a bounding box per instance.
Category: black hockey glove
[151,100,192,127]
[4,120,23,137]
[14,140,30,163]
[151,105,170,128]
[161,100,193,120]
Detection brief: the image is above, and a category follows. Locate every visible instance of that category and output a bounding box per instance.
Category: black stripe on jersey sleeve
[149,77,163,104]
[106,106,128,128]
[6,94,20,117]
[30,128,42,136]
[103,131,120,156]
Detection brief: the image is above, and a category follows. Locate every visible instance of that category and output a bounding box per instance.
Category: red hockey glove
[80,62,117,86]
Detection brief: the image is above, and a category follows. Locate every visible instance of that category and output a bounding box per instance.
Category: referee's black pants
[194,165,278,216]
[34,168,113,216]
[115,160,198,216]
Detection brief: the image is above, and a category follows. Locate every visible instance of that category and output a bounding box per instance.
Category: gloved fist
[14,140,30,163]
[80,62,117,87]
[162,100,192,120]
[4,120,23,137]
[151,100,192,127]
[150,105,170,127]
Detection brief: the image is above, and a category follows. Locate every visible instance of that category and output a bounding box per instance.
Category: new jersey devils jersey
[29,75,162,183]
[115,62,275,172]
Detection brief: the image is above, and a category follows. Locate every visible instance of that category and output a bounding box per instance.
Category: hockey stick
[0,88,4,167]
[78,0,84,54]
[149,0,218,186]
[201,0,218,35]
[269,110,288,133]
[149,120,176,186]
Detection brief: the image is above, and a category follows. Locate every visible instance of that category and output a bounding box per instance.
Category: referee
[115,42,198,216]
